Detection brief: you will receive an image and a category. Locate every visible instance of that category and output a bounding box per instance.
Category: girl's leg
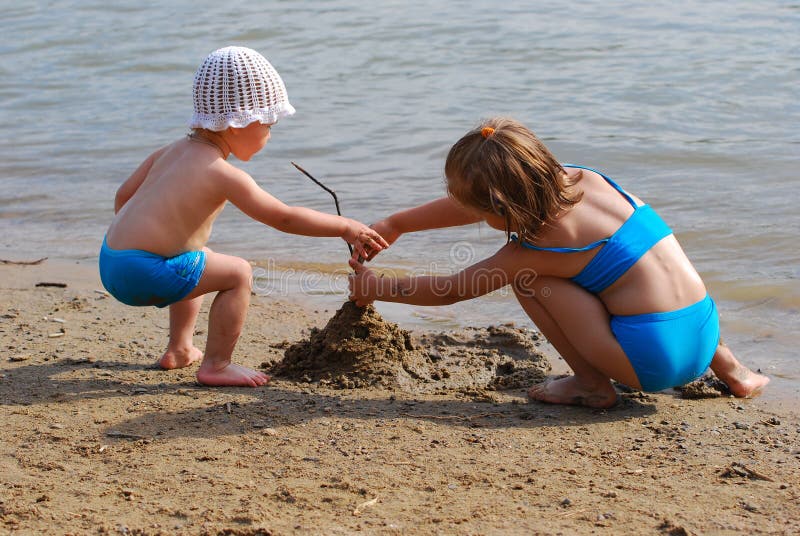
[158,295,204,369]
[709,339,769,397]
[181,249,269,387]
[514,276,640,408]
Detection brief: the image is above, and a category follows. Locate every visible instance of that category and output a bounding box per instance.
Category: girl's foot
[527,376,618,409]
[722,366,770,398]
[196,362,270,387]
[158,346,203,370]
[709,341,770,398]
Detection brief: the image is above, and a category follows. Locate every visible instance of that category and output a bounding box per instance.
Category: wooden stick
[1,257,47,265]
[401,412,507,422]
[732,462,774,482]
[291,161,354,256]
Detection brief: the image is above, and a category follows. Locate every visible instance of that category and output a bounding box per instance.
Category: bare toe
[196,362,271,388]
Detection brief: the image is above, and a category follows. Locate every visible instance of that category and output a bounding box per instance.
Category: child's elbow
[263,205,295,231]
[113,190,126,213]
[438,284,466,305]
[436,274,489,305]
[440,294,461,306]
[270,212,294,232]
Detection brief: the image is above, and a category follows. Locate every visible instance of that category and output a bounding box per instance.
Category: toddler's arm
[225,169,389,258]
[114,148,164,213]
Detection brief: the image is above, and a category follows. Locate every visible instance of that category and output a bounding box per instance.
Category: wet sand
[1,259,798,535]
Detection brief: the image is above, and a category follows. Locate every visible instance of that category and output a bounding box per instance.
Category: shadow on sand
[1,357,662,441]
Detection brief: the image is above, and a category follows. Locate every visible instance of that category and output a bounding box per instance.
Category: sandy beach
[1,258,798,535]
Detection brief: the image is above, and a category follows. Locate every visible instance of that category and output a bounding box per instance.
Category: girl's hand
[348,258,380,307]
[343,219,390,260]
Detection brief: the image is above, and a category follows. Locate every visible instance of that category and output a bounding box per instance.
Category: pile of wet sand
[272,301,550,393]
[676,373,731,399]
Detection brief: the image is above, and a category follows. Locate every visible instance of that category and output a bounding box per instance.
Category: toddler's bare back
[106,138,232,256]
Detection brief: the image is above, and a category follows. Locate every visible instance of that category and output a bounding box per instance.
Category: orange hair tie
[481,127,495,138]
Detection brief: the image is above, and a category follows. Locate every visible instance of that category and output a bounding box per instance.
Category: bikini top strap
[511,234,609,253]
[563,164,637,208]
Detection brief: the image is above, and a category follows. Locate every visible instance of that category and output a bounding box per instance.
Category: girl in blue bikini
[348,117,768,408]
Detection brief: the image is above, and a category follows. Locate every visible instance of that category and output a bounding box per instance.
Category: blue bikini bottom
[611,295,719,391]
[99,237,206,308]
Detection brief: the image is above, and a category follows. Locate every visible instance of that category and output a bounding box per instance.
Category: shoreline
[7,255,795,400]
[1,258,798,534]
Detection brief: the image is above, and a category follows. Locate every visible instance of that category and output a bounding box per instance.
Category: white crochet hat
[189,46,295,131]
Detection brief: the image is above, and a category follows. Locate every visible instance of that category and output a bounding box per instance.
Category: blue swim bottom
[611,295,719,392]
[99,237,206,308]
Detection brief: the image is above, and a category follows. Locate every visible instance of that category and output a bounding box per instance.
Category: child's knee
[233,258,253,288]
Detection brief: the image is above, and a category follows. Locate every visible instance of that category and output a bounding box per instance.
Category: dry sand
[1,259,799,535]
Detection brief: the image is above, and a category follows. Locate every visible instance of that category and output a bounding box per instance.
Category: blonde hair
[444,117,582,243]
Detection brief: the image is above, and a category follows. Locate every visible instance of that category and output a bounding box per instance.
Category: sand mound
[272,301,550,393]
[676,373,731,399]
[273,302,416,389]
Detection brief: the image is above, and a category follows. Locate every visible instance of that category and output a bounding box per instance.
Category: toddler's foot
[196,362,270,387]
[159,346,203,370]
[722,366,770,398]
[527,376,618,409]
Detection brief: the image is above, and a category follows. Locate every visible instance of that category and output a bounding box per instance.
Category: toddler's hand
[359,219,401,262]
[343,219,390,261]
[348,258,380,307]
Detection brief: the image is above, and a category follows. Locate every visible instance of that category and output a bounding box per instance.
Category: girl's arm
[349,243,526,307]
[382,196,483,234]
[224,168,389,258]
[364,197,483,260]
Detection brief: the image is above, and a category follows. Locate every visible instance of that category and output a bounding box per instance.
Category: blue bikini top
[513,165,672,294]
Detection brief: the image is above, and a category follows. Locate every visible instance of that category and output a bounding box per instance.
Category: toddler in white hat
[99,46,388,388]
[190,45,296,132]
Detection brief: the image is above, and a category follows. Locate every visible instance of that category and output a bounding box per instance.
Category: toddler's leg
[181,250,269,387]
[709,339,769,397]
[158,295,204,369]
[514,276,639,408]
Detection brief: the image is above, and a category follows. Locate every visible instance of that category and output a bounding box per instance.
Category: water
[1,1,798,397]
